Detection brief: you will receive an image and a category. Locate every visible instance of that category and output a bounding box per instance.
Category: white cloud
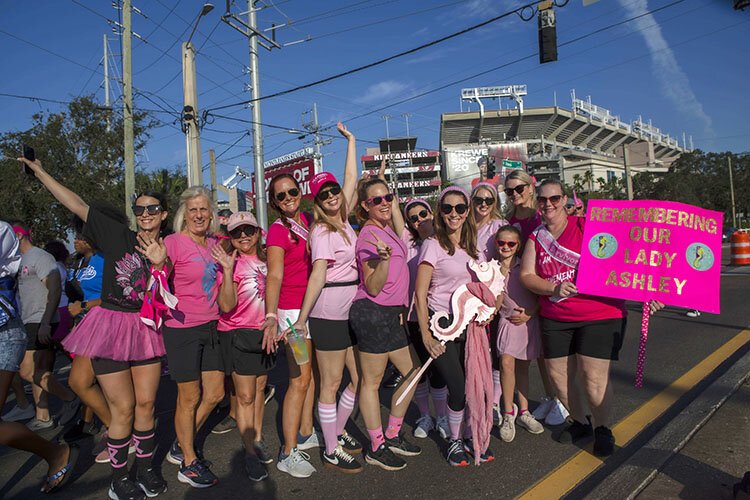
[617,0,714,137]
[354,80,411,104]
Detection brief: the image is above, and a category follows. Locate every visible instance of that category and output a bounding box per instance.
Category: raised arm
[337,122,359,214]
[18,158,89,221]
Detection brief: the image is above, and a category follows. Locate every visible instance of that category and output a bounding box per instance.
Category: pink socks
[317,402,338,455]
[336,387,357,435]
[414,381,431,416]
[448,407,464,441]
[493,369,502,407]
[367,427,384,452]
[385,414,404,440]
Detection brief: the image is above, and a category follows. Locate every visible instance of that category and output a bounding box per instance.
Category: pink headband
[471,182,499,199]
[403,199,432,219]
[12,225,31,242]
[439,185,470,204]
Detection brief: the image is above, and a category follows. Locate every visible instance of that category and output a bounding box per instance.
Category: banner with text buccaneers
[577,200,722,314]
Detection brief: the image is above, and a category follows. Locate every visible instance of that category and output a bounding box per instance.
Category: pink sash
[273,216,308,242]
[534,224,580,269]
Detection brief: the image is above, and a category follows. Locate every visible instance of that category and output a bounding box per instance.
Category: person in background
[42,240,71,345]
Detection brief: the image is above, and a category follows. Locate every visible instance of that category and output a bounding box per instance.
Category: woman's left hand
[649,300,665,315]
[337,121,354,141]
[136,232,167,267]
[509,307,531,325]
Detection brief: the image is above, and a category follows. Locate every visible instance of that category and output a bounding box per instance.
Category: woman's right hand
[423,335,445,359]
[261,316,278,354]
[553,281,578,299]
[211,245,236,271]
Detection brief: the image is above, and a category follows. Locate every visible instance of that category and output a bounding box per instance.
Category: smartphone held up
[21,144,35,176]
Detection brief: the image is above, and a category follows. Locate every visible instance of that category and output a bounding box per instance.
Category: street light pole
[123,0,135,229]
[247,0,268,231]
[728,156,737,228]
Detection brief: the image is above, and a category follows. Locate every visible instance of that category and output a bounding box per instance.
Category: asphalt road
[1,256,748,499]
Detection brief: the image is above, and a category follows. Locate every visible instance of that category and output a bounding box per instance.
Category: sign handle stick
[635,301,651,388]
[395,340,446,406]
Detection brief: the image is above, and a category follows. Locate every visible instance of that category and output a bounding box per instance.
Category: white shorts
[277,309,311,340]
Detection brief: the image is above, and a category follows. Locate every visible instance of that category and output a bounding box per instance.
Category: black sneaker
[385,433,421,457]
[166,440,183,465]
[177,459,218,488]
[135,467,167,497]
[365,443,406,471]
[322,445,363,474]
[446,439,470,467]
[382,371,403,389]
[338,431,362,454]
[109,476,146,500]
[554,419,593,444]
[244,454,268,482]
[211,415,237,435]
[254,440,273,464]
[593,426,615,457]
[464,438,494,464]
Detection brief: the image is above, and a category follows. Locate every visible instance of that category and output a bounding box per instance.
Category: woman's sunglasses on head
[132,204,163,216]
[275,188,300,202]
[229,225,258,239]
[367,193,394,206]
[317,184,341,201]
[408,210,429,223]
[440,203,468,215]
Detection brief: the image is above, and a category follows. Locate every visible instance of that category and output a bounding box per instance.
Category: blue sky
[1,0,748,197]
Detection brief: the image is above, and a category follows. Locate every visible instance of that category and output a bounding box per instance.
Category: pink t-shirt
[401,229,422,322]
[309,222,358,321]
[418,237,475,314]
[266,212,313,310]
[353,223,409,307]
[477,217,508,262]
[164,233,220,328]
[509,212,542,242]
[217,253,267,331]
[529,215,625,322]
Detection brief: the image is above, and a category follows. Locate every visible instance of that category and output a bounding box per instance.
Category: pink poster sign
[577,200,722,314]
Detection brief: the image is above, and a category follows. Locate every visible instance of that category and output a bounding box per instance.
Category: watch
[81,301,88,312]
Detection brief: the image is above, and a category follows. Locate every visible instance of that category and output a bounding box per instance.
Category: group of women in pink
[14,122,663,498]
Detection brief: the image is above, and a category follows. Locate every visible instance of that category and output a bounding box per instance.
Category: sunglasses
[229,225,258,239]
[275,188,300,202]
[408,210,429,224]
[440,203,469,215]
[366,193,394,206]
[496,239,518,248]
[504,184,528,197]
[537,195,564,205]
[473,196,495,206]
[132,204,163,216]
[317,184,341,201]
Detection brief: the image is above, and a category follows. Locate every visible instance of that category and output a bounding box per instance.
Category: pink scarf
[464,281,495,464]
[140,267,178,329]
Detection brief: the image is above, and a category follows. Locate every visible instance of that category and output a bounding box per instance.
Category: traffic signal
[487,158,496,179]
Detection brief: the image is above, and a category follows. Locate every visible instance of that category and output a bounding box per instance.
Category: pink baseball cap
[226,211,259,232]
[310,172,339,198]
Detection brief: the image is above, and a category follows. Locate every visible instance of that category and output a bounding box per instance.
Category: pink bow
[140,267,178,329]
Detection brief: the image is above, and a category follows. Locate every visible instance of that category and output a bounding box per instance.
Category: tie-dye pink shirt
[217,253,267,331]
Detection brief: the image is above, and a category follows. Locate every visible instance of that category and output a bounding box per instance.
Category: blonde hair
[503,170,536,219]
[173,186,219,234]
[311,188,351,245]
[469,183,503,226]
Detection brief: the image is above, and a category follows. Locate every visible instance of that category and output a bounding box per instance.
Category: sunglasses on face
[275,188,300,202]
[473,196,495,206]
[132,204,163,216]
[317,184,342,201]
[440,203,468,215]
[496,239,518,248]
[504,184,528,197]
[537,195,564,205]
[366,193,394,206]
[229,225,258,239]
[408,210,429,224]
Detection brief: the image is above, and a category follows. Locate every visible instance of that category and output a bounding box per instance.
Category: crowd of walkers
[0,123,663,498]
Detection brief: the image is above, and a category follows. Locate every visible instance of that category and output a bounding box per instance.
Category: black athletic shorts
[24,322,59,351]
[541,317,627,361]
[309,318,356,351]
[91,357,161,376]
[219,328,275,377]
[349,299,409,354]
[162,321,223,382]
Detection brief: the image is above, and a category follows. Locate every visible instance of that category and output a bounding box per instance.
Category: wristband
[81,301,88,312]
[265,313,277,320]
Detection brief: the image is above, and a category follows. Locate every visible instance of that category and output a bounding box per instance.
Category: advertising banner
[443,142,528,191]
[577,200,722,313]
[249,157,316,205]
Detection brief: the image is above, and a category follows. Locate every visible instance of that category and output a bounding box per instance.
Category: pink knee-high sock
[493,369,502,406]
[336,387,357,435]
[368,427,384,452]
[447,407,464,441]
[414,381,431,416]
[385,414,404,440]
[317,402,338,455]
[432,386,448,418]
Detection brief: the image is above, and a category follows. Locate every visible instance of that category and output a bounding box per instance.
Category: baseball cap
[226,211,259,232]
[310,172,339,198]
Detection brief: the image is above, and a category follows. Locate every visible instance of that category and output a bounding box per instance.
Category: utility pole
[247,1,267,230]
[103,34,110,125]
[729,156,737,228]
[122,0,136,229]
[182,43,202,187]
[302,102,331,174]
[383,115,397,192]
[209,148,217,203]
[622,143,634,200]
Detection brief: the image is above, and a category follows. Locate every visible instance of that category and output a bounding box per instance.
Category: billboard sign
[443,142,528,191]
[249,156,316,206]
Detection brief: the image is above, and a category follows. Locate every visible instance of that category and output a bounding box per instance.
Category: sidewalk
[638,379,750,499]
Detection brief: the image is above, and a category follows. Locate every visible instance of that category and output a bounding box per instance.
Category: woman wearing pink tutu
[20,157,168,500]
[493,225,545,443]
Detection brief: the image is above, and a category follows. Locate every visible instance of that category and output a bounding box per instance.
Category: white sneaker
[544,398,570,426]
[532,396,554,421]
[686,310,701,318]
[500,404,517,443]
[413,415,434,439]
[297,430,323,451]
[276,448,316,478]
[2,403,34,422]
[517,411,544,434]
[435,416,450,440]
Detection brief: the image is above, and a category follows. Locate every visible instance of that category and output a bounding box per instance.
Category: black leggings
[407,322,446,390]
[431,339,466,412]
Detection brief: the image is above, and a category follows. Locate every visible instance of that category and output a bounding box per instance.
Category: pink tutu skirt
[62,306,166,361]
